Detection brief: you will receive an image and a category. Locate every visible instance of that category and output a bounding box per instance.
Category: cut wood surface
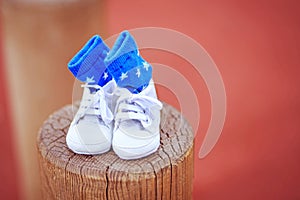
[37,103,194,200]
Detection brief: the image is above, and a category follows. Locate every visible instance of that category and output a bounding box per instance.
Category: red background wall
[0,17,20,199]
[1,0,300,199]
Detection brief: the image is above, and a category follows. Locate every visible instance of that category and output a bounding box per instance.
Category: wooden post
[37,103,194,200]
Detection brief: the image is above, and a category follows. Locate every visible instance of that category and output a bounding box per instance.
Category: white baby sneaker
[112,81,163,160]
[66,80,116,155]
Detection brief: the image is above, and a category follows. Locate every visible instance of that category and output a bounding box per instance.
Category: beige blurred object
[1,0,106,199]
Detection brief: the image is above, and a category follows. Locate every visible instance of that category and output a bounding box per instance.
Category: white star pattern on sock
[143,62,150,71]
[103,72,108,80]
[136,68,141,78]
[120,72,128,81]
[86,76,95,83]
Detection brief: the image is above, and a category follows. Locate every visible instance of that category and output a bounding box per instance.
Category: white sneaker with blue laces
[66,80,116,155]
[112,81,163,160]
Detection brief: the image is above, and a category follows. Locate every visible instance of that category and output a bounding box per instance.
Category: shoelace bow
[74,84,113,125]
[114,88,163,130]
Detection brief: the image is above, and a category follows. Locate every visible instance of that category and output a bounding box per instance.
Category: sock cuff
[104,30,140,82]
[106,50,139,80]
[104,30,152,93]
[104,31,138,67]
[107,51,152,93]
[68,35,109,83]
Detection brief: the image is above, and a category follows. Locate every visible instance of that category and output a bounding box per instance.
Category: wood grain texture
[37,103,194,200]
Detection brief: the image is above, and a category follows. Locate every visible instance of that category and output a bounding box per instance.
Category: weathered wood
[37,103,194,200]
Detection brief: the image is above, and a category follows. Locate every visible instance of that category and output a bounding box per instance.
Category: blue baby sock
[68,35,112,86]
[104,31,152,93]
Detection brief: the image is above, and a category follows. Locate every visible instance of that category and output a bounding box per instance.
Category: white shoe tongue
[82,115,99,123]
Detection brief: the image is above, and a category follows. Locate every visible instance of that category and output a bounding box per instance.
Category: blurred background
[0,0,300,199]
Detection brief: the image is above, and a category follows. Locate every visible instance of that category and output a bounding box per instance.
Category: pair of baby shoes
[66,31,162,160]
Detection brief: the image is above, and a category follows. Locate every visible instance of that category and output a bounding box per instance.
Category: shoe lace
[74,84,114,125]
[114,88,163,130]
